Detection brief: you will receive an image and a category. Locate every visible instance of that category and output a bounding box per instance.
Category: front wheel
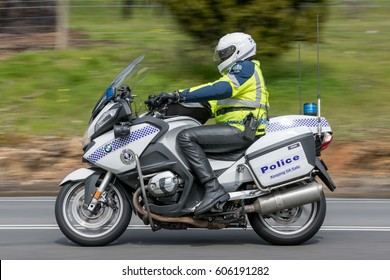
[248,190,326,245]
[55,180,132,246]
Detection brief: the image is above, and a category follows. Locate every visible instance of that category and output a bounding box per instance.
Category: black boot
[195,179,230,215]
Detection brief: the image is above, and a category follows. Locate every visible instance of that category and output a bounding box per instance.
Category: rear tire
[248,190,326,245]
[55,180,132,246]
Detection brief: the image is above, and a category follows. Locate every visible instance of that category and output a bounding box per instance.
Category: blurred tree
[159,0,328,57]
[122,0,135,18]
[0,0,56,33]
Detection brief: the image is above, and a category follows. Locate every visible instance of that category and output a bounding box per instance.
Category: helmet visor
[214,45,237,64]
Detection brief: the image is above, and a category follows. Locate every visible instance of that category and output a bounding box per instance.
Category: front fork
[87,171,113,212]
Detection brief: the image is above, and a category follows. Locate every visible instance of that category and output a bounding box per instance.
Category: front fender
[60,168,135,213]
[59,168,96,186]
[60,168,105,207]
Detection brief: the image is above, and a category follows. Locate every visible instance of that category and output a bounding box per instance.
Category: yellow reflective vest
[180,60,270,136]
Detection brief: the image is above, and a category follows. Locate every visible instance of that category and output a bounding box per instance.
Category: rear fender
[315,158,336,191]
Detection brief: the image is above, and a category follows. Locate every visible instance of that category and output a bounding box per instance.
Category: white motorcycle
[55,56,336,246]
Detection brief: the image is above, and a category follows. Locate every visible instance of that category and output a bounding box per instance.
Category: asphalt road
[0,197,389,260]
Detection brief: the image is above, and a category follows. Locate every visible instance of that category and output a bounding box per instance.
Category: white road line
[327,199,390,204]
[1,225,390,231]
[0,226,59,230]
[321,226,390,232]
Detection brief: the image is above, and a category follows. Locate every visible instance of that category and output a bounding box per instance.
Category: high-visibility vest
[180,60,270,136]
[213,60,269,135]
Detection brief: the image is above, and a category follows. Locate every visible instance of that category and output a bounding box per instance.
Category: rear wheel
[248,190,326,245]
[55,180,132,246]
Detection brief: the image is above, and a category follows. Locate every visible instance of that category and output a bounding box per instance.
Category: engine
[147,171,183,198]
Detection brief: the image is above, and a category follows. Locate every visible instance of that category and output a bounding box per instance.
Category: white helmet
[214,32,256,74]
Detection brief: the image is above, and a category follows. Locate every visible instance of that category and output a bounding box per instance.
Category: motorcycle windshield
[91,55,145,118]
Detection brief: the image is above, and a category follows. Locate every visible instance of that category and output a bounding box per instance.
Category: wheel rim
[62,182,125,239]
[259,202,318,236]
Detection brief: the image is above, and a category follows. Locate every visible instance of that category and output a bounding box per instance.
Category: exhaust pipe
[245,182,323,215]
[132,188,225,229]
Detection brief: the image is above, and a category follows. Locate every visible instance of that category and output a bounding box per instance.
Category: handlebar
[145,94,169,111]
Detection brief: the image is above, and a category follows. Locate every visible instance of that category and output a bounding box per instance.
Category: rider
[150,32,270,215]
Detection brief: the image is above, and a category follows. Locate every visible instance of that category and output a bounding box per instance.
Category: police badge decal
[120,149,135,165]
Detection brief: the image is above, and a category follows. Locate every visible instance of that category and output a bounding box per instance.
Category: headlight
[95,107,119,132]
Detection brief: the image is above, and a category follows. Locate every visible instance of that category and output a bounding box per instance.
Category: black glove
[157,91,181,104]
[145,91,180,109]
[145,94,159,108]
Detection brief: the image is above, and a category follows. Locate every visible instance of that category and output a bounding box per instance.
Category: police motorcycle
[55,56,336,246]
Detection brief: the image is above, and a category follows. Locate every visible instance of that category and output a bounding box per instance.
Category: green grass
[0,1,389,142]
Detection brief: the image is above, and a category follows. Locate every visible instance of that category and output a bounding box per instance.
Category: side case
[246,127,316,187]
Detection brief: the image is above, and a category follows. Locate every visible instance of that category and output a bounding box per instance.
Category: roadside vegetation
[0,0,389,142]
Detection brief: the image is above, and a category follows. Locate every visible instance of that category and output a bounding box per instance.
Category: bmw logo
[104,144,113,153]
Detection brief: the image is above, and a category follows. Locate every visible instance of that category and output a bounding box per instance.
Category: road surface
[0,197,389,260]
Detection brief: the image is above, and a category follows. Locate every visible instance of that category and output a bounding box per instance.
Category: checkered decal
[86,125,160,163]
[266,117,330,133]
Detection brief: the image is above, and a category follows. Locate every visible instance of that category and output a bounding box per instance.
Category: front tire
[55,180,132,246]
[248,190,326,245]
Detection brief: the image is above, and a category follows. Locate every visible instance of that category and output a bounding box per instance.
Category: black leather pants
[177,123,253,184]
